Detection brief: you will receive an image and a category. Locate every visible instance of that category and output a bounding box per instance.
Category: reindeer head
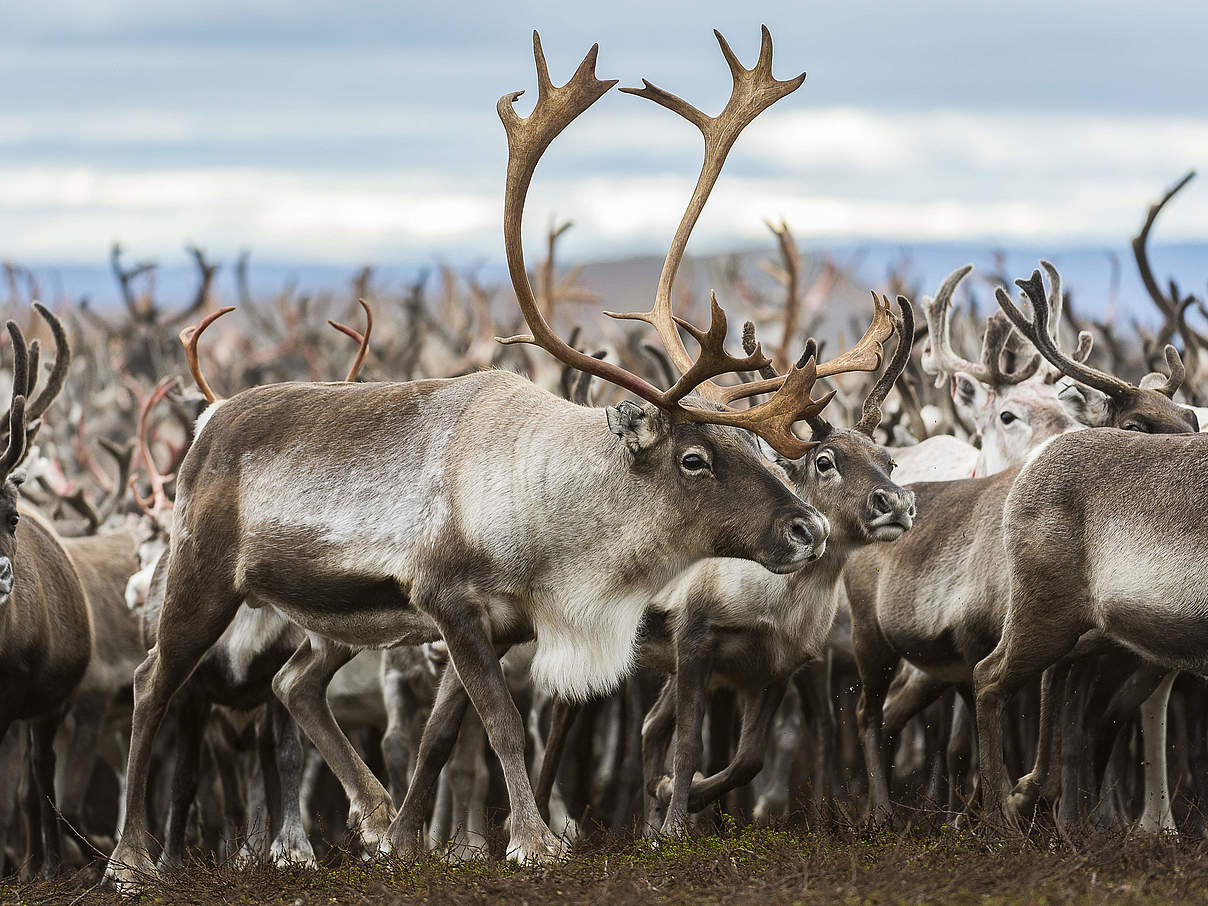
[996,266,1199,435]
[922,264,1082,473]
[756,300,918,548]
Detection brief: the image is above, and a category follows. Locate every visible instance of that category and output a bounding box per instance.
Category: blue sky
[3,0,1206,267]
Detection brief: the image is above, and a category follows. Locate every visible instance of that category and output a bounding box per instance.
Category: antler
[855,297,916,437]
[980,312,1042,386]
[495,31,888,457]
[920,265,981,386]
[179,306,235,403]
[1132,171,1195,323]
[996,267,1166,399]
[0,322,29,480]
[605,26,806,396]
[130,376,177,518]
[0,303,70,454]
[715,293,896,405]
[328,299,374,381]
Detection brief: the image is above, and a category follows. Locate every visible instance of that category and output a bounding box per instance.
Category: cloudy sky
[3,0,1206,268]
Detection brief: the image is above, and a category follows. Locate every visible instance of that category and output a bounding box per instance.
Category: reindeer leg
[271,637,386,852]
[1136,669,1178,834]
[415,584,560,863]
[685,680,788,813]
[267,696,316,866]
[157,688,210,872]
[790,658,835,826]
[1005,661,1070,821]
[973,614,1083,827]
[659,616,714,836]
[389,656,472,855]
[852,630,900,826]
[105,564,242,891]
[29,715,64,878]
[640,677,676,834]
[380,651,419,805]
[534,697,581,825]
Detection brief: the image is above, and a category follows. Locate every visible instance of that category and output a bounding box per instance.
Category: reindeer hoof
[506,827,568,866]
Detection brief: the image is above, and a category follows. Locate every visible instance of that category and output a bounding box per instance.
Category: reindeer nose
[788,512,830,560]
[0,557,13,597]
[871,487,916,521]
[870,489,895,515]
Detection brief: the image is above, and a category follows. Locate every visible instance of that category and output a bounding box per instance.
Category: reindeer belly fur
[1090,521,1208,671]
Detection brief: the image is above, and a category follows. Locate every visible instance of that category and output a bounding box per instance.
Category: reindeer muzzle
[867,487,916,541]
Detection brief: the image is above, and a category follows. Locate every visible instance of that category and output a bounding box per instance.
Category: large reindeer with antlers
[0,307,94,876]
[105,30,902,883]
[846,265,1196,823]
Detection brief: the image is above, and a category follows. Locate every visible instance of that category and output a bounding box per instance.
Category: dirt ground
[3,823,1207,906]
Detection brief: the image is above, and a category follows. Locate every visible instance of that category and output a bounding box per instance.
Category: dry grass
[3,822,1208,905]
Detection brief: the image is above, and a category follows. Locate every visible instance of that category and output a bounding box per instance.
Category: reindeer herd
[0,26,1206,892]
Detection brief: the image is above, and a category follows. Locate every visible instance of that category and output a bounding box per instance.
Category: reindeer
[119,310,376,871]
[973,424,1206,825]
[845,266,1196,824]
[637,301,917,835]
[0,308,94,876]
[102,28,907,884]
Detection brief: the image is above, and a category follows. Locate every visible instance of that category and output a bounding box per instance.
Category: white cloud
[2,106,1205,263]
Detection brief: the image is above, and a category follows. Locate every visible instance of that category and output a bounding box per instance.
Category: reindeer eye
[816,456,834,473]
[8,516,17,531]
[680,452,709,472]
[1123,422,1144,432]
[1000,411,1017,425]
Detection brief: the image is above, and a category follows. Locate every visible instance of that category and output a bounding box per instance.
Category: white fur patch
[216,605,299,685]
[524,582,650,702]
[194,400,226,437]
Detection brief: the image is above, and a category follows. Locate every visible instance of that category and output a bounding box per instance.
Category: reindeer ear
[7,468,26,488]
[606,401,666,455]
[951,372,988,420]
[1057,380,1110,426]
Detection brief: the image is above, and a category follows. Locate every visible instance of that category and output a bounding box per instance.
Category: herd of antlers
[0,26,1203,893]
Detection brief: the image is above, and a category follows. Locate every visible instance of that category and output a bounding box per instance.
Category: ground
[4,824,1208,905]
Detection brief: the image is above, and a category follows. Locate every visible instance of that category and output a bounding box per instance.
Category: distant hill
[14,241,1207,331]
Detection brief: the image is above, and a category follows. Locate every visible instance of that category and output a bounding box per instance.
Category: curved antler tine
[25,340,40,399]
[1156,344,1186,398]
[329,298,374,382]
[0,321,29,479]
[1072,330,1094,364]
[920,264,983,387]
[981,311,1041,385]
[815,292,895,379]
[26,302,71,422]
[497,35,665,406]
[133,376,178,518]
[742,320,780,381]
[999,269,1133,397]
[179,306,236,403]
[855,296,916,437]
[609,27,805,401]
[1037,260,1067,355]
[1132,171,1195,318]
